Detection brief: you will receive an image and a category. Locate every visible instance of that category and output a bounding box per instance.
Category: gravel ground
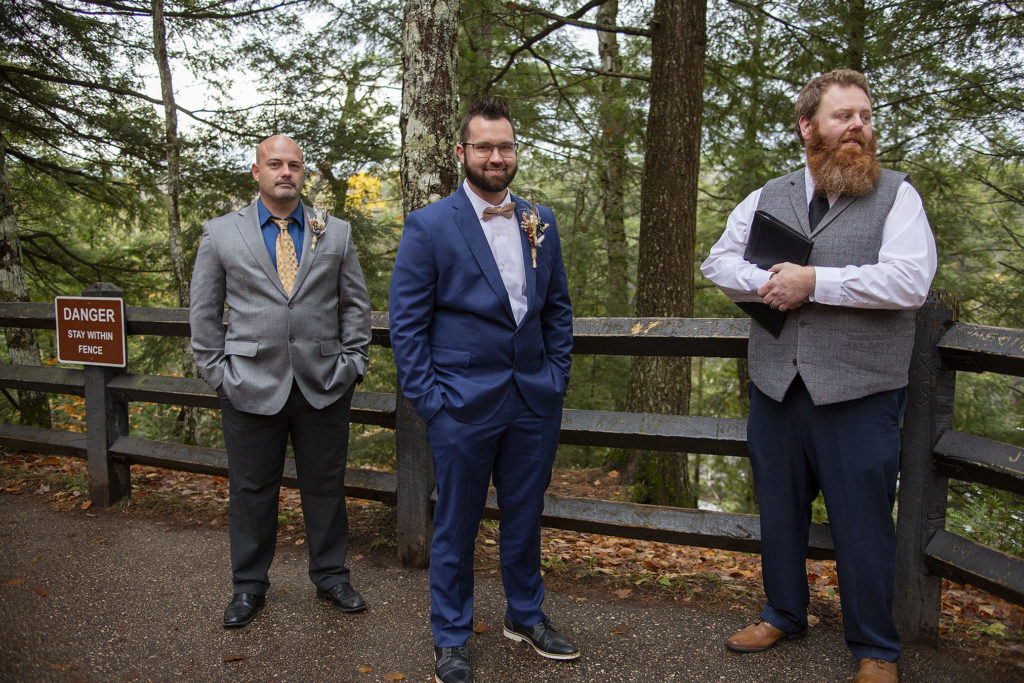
[0,493,1018,682]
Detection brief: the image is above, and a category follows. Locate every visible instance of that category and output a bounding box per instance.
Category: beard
[463,159,517,194]
[806,124,880,197]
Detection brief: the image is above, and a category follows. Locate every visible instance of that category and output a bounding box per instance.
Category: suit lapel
[454,189,516,322]
[787,176,813,237]
[234,202,288,297]
[513,195,537,320]
[289,205,315,294]
[810,195,854,238]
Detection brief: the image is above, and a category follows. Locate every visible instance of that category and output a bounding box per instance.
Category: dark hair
[459,97,515,142]
[794,69,872,147]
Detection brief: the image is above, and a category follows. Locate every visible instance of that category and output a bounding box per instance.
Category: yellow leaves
[346,173,386,212]
[356,665,372,674]
[473,622,488,634]
[383,672,406,681]
[613,588,633,599]
[629,321,662,335]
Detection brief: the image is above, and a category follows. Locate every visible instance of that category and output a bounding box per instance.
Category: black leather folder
[736,210,814,337]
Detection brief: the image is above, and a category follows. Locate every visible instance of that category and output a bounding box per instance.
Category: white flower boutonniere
[520,201,548,268]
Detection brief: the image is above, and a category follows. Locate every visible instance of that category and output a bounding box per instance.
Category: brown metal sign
[55,296,126,367]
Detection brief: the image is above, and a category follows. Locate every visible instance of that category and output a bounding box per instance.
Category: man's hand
[757,262,815,312]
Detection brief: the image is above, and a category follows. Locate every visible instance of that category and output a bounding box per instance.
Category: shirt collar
[257,198,305,228]
[462,179,512,221]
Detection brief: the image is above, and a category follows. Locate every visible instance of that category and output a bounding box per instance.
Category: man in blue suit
[389,97,577,683]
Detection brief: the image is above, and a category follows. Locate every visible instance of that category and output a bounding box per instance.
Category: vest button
[792,359,797,366]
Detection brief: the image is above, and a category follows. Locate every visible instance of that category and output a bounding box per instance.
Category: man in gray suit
[702,70,936,683]
[190,135,372,628]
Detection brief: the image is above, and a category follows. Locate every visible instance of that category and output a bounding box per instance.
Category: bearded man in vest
[701,69,937,683]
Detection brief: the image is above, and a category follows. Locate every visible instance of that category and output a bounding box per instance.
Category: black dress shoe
[316,582,367,613]
[223,593,264,628]
[434,645,473,683]
[503,617,580,660]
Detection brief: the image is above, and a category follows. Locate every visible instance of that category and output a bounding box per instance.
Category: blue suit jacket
[389,186,573,425]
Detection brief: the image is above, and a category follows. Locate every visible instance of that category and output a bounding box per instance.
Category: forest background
[1,0,1022,555]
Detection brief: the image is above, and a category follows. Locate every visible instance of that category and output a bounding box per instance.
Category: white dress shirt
[701,168,937,310]
[462,180,528,324]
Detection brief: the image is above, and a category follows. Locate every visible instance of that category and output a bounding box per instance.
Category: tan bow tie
[271,217,298,296]
[481,203,515,221]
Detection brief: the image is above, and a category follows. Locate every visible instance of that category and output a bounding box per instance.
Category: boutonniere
[520,200,548,268]
[309,207,327,253]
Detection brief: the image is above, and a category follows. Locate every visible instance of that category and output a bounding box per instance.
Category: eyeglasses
[461,142,519,159]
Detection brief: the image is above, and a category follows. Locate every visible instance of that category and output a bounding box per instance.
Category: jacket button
[289,336,296,343]
[792,359,797,366]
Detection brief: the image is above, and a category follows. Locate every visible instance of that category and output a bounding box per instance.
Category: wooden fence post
[83,282,130,506]
[395,385,434,567]
[894,291,957,645]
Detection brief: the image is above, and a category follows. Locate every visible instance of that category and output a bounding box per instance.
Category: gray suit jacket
[189,201,371,415]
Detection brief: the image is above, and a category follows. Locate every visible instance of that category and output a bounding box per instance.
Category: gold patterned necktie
[481,203,515,221]
[271,217,298,296]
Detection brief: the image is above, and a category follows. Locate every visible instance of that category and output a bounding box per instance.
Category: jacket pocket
[431,345,472,367]
[320,339,343,356]
[224,340,258,357]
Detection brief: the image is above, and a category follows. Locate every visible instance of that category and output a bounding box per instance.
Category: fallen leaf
[807,614,820,627]
[384,672,405,681]
[124,672,141,680]
[613,588,633,599]
[613,624,631,635]
[81,500,92,510]
[46,662,74,671]
[4,577,30,586]
[31,586,50,596]
[356,665,372,673]
[30,557,40,564]
[473,622,487,634]
[222,654,249,663]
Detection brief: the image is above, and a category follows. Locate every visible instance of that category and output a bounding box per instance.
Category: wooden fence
[1,285,1022,645]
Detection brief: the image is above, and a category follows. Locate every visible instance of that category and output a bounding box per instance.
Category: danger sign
[55,296,126,367]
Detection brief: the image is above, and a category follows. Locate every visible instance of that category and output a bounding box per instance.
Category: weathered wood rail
[1,289,1022,646]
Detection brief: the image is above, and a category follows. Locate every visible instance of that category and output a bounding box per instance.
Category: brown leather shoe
[725,619,807,652]
[854,658,897,683]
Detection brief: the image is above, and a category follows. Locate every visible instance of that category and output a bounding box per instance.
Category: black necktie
[809,194,829,231]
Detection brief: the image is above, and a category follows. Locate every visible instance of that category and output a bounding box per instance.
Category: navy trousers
[747,376,905,662]
[220,382,355,595]
[426,384,562,647]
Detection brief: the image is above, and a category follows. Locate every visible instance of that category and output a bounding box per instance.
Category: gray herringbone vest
[749,168,916,405]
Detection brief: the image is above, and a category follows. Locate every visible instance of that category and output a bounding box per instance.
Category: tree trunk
[596,0,630,318]
[0,141,51,427]
[152,0,198,444]
[400,0,460,216]
[622,0,706,507]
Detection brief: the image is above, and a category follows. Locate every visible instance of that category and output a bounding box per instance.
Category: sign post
[59,284,131,506]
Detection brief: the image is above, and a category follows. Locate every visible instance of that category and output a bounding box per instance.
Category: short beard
[806,125,880,197]
[463,160,517,194]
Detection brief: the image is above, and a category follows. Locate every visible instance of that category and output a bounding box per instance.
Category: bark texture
[596,0,630,318]
[400,0,461,216]
[623,0,706,507]
[152,0,198,443]
[0,140,52,427]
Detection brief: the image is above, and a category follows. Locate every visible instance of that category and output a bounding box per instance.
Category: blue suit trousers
[748,376,905,662]
[427,384,562,647]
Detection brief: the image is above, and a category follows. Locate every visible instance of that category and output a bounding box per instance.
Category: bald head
[252,135,304,215]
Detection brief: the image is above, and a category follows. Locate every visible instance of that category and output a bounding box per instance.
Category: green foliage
[947,483,1024,558]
